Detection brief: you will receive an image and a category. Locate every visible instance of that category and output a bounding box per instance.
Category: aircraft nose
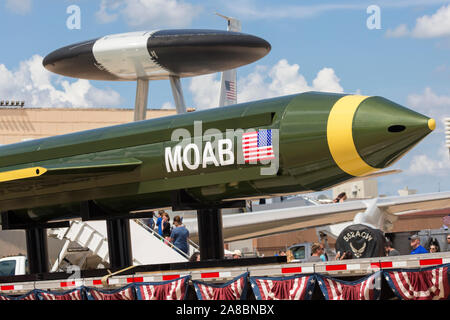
[327,95,434,177]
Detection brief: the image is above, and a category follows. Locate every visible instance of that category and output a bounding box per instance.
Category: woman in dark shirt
[162,212,171,241]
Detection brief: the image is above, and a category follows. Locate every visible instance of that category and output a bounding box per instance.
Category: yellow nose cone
[428,118,436,131]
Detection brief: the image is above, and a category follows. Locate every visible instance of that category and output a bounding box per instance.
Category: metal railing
[134,219,197,260]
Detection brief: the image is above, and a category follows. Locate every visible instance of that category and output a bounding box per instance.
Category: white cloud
[238,59,343,103]
[188,59,344,109]
[161,101,175,109]
[385,24,410,38]
[412,4,450,38]
[0,55,122,108]
[5,0,32,15]
[407,146,450,176]
[96,0,122,24]
[225,0,450,20]
[386,4,450,38]
[189,74,221,109]
[312,68,344,93]
[96,0,200,28]
[407,87,450,128]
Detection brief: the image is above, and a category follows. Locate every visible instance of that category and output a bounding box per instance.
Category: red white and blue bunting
[0,291,37,300]
[250,274,315,300]
[193,272,248,300]
[0,264,449,300]
[384,263,450,300]
[316,272,381,300]
[36,288,84,300]
[135,276,190,300]
[86,283,135,300]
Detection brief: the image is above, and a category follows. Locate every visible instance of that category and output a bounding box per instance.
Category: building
[332,179,378,200]
[0,107,176,145]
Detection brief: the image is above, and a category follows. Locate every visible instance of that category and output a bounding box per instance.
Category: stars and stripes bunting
[0,291,37,300]
[383,264,450,300]
[316,271,381,300]
[242,129,275,163]
[193,272,248,300]
[135,276,190,300]
[85,284,135,300]
[249,274,316,300]
[36,288,84,300]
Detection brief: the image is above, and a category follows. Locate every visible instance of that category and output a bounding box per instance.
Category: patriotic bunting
[316,272,381,300]
[193,272,248,300]
[135,276,190,300]
[85,284,135,300]
[384,264,450,300]
[0,291,37,300]
[1,264,449,300]
[249,274,316,300]
[36,288,85,300]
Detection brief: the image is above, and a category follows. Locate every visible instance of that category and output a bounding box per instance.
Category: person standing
[156,210,164,237]
[384,240,400,256]
[162,212,171,243]
[232,250,242,259]
[429,244,440,253]
[307,243,324,262]
[446,234,450,252]
[170,215,189,256]
[409,234,428,254]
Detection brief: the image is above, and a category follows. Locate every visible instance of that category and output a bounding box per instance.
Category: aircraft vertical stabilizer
[217,13,241,107]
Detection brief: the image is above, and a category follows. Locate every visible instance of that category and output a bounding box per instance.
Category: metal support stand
[26,228,49,274]
[197,208,225,260]
[81,201,133,269]
[134,78,149,121]
[171,190,245,261]
[169,75,187,114]
[106,218,133,269]
[1,211,69,275]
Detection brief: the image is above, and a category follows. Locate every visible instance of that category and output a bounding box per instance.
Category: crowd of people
[304,233,450,262]
[142,210,190,257]
[382,233,449,256]
[142,209,449,263]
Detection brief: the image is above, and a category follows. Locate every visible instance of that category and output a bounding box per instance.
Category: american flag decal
[242,129,275,163]
[225,80,236,101]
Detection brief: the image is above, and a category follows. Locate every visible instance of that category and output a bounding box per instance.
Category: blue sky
[0,0,449,196]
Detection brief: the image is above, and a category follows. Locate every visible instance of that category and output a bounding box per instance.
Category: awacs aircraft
[0,92,440,227]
